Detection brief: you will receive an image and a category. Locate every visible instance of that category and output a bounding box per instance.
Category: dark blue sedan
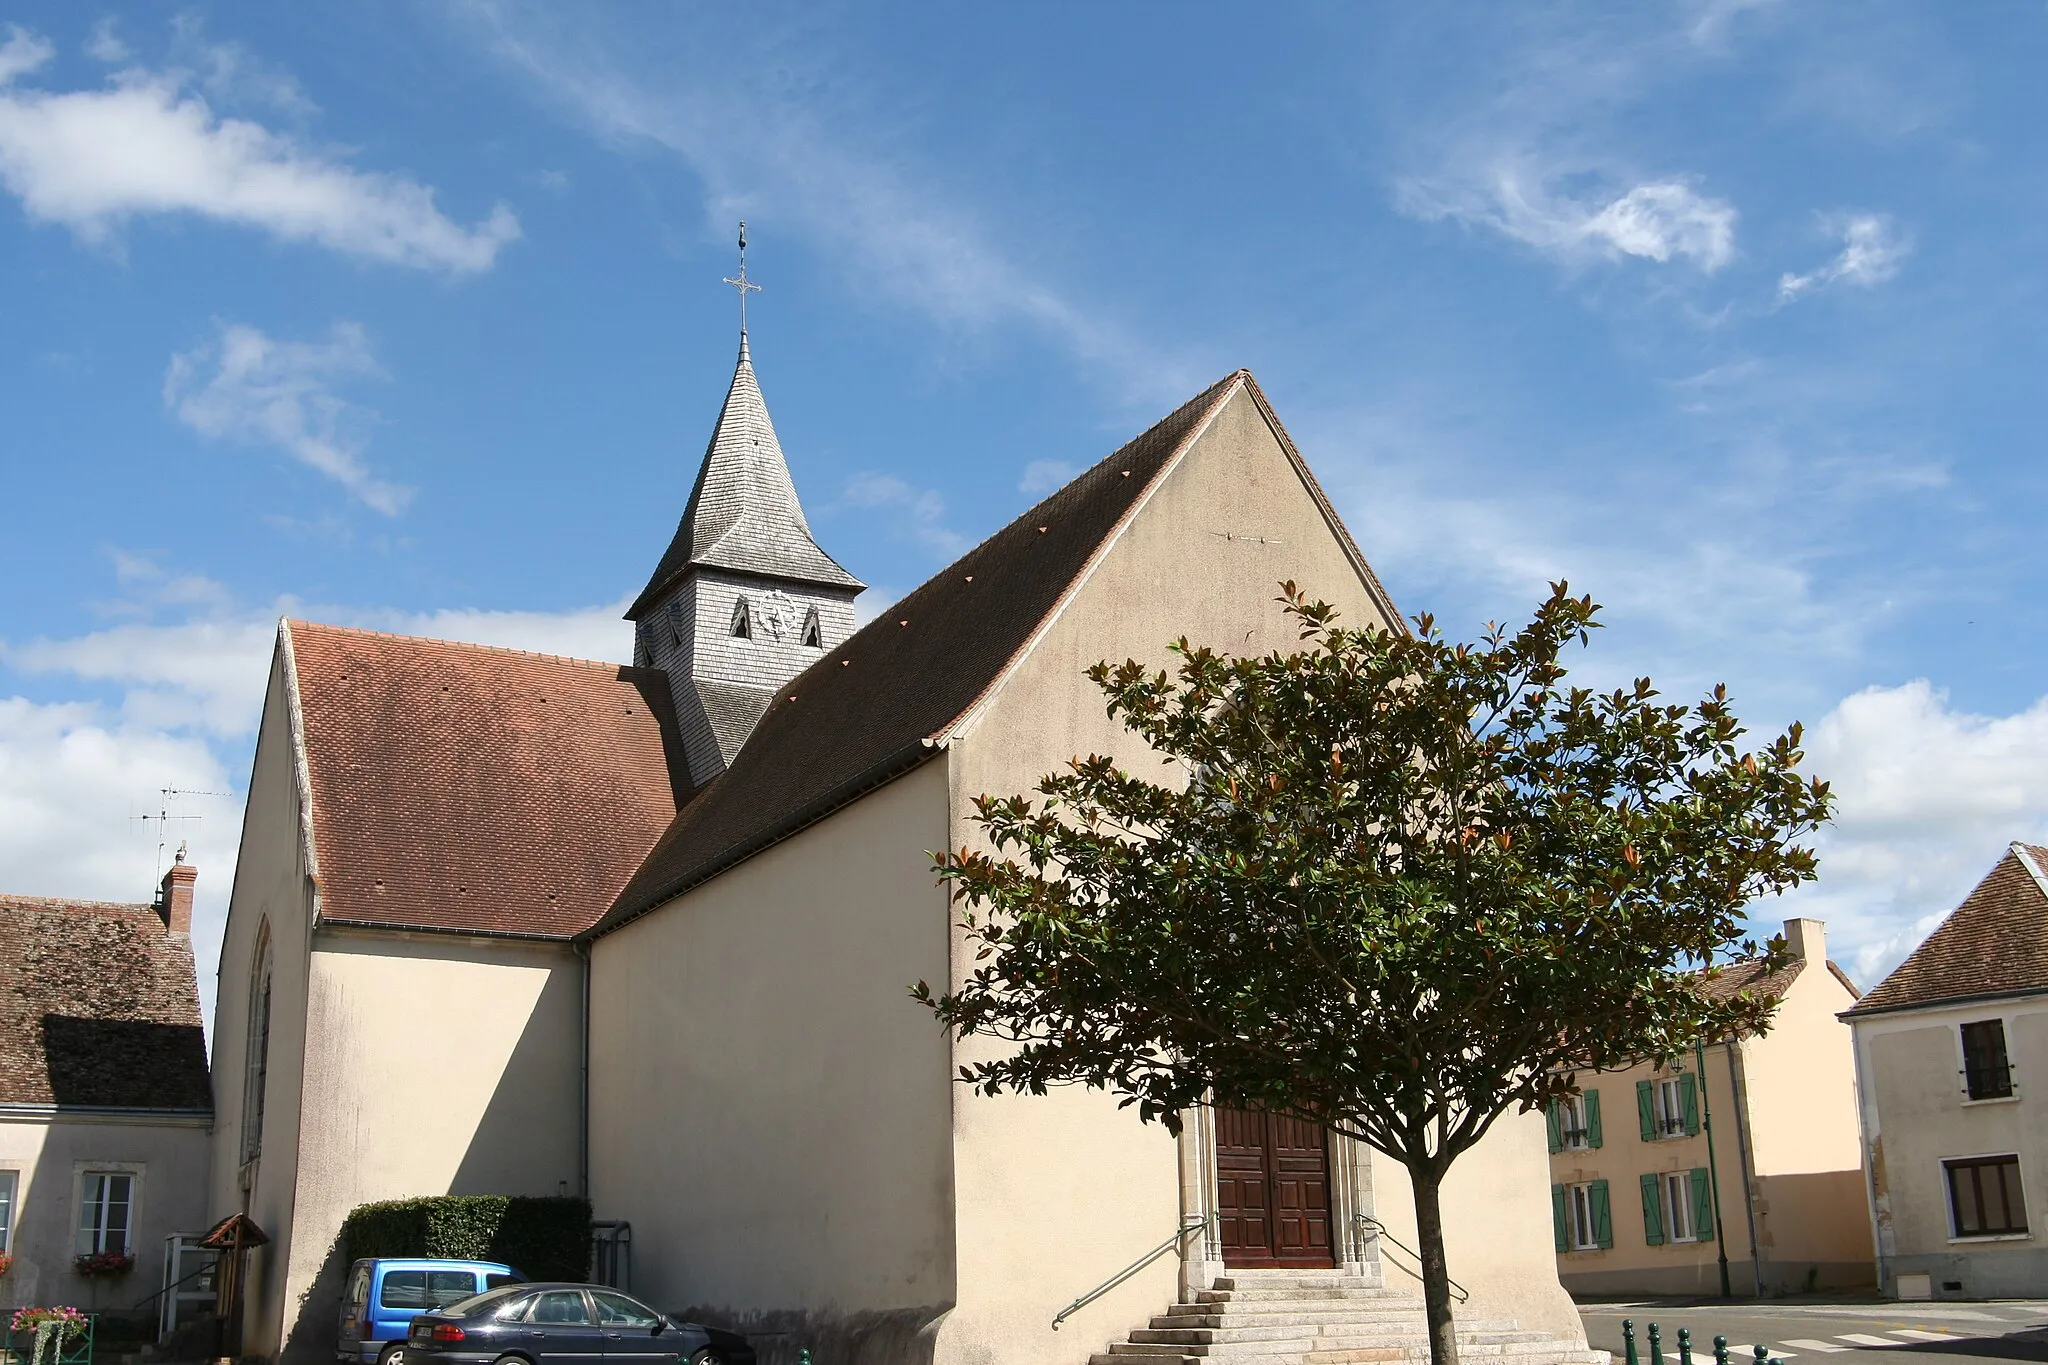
[406,1284,754,1365]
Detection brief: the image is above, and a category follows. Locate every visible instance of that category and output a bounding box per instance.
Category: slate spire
[627,333,862,622]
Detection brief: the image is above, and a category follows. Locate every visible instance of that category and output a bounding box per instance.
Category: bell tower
[627,229,863,787]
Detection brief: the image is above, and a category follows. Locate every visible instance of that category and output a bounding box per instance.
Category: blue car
[340,1258,525,1365]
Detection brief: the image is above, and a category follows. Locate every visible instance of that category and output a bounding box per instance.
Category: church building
[206,304,1594,1365]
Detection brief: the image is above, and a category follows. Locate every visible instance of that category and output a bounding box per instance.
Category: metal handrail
[1052,1216,1212,1330]
[1353,1214,1469,1304]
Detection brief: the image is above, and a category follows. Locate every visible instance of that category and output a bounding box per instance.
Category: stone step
[1158,1311,1427,1330]
[1110,1340,1317,1358]
[1200,1288,1420,1304]
[1214,1275,1381,1291]
[1133,1327,1549,1350]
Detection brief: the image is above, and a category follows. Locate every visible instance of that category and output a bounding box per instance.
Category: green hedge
[341,1196,592,1283]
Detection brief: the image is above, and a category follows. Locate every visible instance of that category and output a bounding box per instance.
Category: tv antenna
[132,786,227,884]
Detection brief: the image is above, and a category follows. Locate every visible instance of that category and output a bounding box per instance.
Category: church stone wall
[586,757,955,1365]
[274,931,583,1363]
[208,639,321,1364]
[937,385,1581,1365]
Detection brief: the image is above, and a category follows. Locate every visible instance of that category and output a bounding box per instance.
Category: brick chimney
[159,844,196,936]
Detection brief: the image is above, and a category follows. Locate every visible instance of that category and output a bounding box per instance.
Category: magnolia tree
[914,584,1831,1365]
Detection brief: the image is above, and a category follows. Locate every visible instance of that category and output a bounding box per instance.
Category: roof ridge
[285,618,634,673]
[0,894,157,914]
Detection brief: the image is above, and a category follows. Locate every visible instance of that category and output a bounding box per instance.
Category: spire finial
[722,220,761,340]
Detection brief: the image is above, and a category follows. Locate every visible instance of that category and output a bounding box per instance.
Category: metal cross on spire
[722,220,761,337]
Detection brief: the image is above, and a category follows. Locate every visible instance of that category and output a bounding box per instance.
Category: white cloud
[1019,459,1077,497]
[840,472,970,559]
[0,27,517,271]
[1778,213,1911,302]
[83,19,129,65]
[1403,167,1737,273]
[165,320,413,515]
[1777,681,2048,987]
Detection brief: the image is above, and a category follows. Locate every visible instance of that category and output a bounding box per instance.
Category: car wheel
[687,1350,723,1365]
[377,1346,407,1365]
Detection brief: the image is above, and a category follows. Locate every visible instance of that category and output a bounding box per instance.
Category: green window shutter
[1546,1100,1563,1154]
[1679,1072,1701,1136]
[1591,1180,1613,1249]
[1639,1172,1665,1246]
[1552,1185,1568,1252]
[1636,1080,1656,1141]
[1585,1090,1604,1149]
[1691,1168,1715,1242]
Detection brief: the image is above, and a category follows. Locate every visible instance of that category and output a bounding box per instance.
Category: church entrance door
[1214,1107,1336,1268]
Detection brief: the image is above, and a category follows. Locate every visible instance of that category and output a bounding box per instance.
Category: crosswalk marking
[1886,1331,1963,1343]
[1779,1340,1852,1353]
[1837,1335,1905,1348]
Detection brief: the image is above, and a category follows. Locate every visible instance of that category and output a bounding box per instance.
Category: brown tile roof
[0,893,210,1110]
[1847,844,2048,1017]
[594,369,1397,936]
[287,622,689,938]
[1697,956,1804,1006]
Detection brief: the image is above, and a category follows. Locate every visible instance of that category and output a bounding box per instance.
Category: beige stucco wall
[270,931,584,1361]
[0,1115,211,1315]
[1853,994,2048,1297]
[937,385,1580,1364]
[209,640,319,1361]
[586,758,956,1364]
[1547,926,1872,1297]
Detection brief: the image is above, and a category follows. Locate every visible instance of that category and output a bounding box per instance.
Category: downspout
[1695,1036,1732,1299]
[575,938,591,1201]
[1724,1041,1765,1296]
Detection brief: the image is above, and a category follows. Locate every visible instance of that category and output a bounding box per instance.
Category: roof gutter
[1842,983,2048,1021]
[588,736,942,942]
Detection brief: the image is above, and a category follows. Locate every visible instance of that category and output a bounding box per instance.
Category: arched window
[241,921,273,1164]
[801,606,822,648]
[730,597,753,639]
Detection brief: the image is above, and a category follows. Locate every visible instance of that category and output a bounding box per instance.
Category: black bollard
[1624,1320,1639,1365]
[1650,1322,1664,1365]
[1679,1327,1693,1365]
[1715,1335,1729,1365]
[1755,1345,1772,1365]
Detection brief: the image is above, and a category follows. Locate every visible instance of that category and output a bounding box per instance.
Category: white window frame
[1652,1078,1686,1139]
[1558,1095,1590,1151]
[1662,1170,1697,1243]
[1567,1182,1600,1250]
[1941,1151,2032,1243]
[0,1167,18,1254]
[74,1163,144,1257]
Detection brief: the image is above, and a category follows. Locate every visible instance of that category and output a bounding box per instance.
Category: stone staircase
[1090,1268,1606,1365]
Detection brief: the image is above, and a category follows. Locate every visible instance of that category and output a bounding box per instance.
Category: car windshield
[443,1287,525,1319]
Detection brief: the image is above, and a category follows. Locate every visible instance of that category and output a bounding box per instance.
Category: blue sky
[3,2,2045,1020]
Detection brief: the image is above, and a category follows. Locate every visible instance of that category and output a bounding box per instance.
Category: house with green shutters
[1544,918,1875,1296]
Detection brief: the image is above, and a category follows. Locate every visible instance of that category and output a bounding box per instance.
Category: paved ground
[1578,1301,2048,1365]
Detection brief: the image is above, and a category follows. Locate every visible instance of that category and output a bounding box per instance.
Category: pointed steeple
[628,334,862,621]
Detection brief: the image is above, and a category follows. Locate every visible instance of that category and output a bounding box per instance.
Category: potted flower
[72,1249,135,1277]
[0,1251,13,1277]
[12,1306,89,1365]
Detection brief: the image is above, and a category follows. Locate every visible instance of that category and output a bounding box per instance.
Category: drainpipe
[1724,1041,1765,1296]
[575,938,591,1201]
[1696,1036,1733,1299]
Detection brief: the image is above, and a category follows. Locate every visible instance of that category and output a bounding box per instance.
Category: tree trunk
[1410,1166,1460,1365]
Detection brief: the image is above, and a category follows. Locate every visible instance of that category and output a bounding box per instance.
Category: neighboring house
[209,324,1594,1365]
[1547,917,1872,1296]
[0,857,213,1318]
[1845,842,2048,1300]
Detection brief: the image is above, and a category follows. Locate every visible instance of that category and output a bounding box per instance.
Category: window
[530,1291,592,1325]
[800,606,822,649]
[1640,1168,1714,1246]
[1638,1073,1698,1140]
[1946,1155,2028,1237]
[730,597,752,639]
[667,602,687,649]
[1962,1021,2015,1100]
[381,1271,484,1311]
[591,1292,661,1328]
[78,1172,134,1255]
[0,1169,15,1253]
[347,1264,371,1309]
[242,925,273,1163]
[1567,1182,1610,1250]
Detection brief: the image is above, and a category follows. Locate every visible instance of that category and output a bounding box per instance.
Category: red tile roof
[1847,844,2048,1017]
[0,893,210,1109]
[287,622,689,938]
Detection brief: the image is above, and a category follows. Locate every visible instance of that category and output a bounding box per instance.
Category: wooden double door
[1214,1107,1336,1268]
